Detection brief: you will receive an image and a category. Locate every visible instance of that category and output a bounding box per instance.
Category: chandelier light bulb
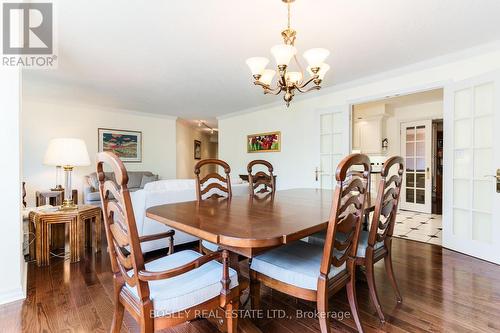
[285,71,303,85]
[246,57,269,76]
[270,44,297,66]
[260,69,276,85]
[303,48,330,68]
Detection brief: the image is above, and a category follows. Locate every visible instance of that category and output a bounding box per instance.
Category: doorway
[351,89,444,246]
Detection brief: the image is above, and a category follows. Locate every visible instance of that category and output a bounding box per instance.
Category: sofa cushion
[127,171,152,189]
[250,240,346,290]
[125,250,238,316]
[85,191,101,202]
[144,179,196,192]
[140,174,159,188]
[88,172,116,190]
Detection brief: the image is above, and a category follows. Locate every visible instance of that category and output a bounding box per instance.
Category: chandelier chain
[287,3,291,29]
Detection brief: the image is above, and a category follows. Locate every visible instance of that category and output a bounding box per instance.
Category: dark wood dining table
[146,188,375,257]
[146,188,375,332]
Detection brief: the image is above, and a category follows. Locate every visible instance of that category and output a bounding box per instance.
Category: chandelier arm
[297,75,319,89]
[296,85,321,93]
[264,86,283,95]
[254,81,282,95]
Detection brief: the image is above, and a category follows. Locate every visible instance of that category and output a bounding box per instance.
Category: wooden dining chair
[354,156,404,323]
[247,159,276,198]
[98,152,239,333]
[194,158,232,254]
[250,153,371,333]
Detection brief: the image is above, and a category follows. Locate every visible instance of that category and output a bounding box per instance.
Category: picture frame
[247,131,281,153]
[98,128,142,163]
[194,140,201,160]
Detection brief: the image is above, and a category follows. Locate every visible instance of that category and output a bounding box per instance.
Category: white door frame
[399,119,433,213]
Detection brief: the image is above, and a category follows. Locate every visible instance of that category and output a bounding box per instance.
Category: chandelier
[246,0,330,107]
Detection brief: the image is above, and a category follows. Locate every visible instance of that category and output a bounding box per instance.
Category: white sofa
[130,179,249,253]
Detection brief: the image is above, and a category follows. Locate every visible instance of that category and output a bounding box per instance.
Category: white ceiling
[23,0,500,123]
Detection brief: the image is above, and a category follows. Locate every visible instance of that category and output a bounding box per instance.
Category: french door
[400,120,432,213]
[316,106,350,189]
[443,72,500,264]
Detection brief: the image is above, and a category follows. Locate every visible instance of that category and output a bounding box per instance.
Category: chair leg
[140,316,154,333]
[226,301,239,333]
[110,296,125,333]
[317,288,330,333]
[249,270,261,310]
[346,273,364,333]
[384,252,402,303]
[365,262,385,323]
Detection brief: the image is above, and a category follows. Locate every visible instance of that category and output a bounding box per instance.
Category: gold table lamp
[43,138,90,210]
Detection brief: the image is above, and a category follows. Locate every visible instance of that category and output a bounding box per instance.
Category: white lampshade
[44,138,91,167]
[303,48,330,68]
[246,57,269,76]
[307,63,330,80]
[259,69,276,85]
[285,71,303,85]
[270,44,297,66]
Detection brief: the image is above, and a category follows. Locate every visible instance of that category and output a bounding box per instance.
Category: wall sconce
[382,138,389,150]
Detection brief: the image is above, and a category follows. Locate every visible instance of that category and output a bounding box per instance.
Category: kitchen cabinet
[352,116,385,154]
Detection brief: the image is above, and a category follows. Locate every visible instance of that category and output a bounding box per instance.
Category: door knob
[315,167,323,181]
[484,169,500,193]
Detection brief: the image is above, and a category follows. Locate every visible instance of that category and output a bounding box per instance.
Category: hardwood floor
[1,237,499,333]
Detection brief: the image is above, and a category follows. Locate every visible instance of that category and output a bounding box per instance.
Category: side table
[29,205,102,267]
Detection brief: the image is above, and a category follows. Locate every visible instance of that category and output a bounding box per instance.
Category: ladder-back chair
[194,158,232,253]
[98,152,239,333]
[249,153,371,333]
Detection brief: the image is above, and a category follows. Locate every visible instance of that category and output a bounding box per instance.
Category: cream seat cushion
[250,241,346,290]
[126,250,238,316]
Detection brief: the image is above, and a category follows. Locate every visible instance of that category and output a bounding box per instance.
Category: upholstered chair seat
[250,240,346,290]
[126,250,238,316]
[201,240,220,253]
[308,230,384,257]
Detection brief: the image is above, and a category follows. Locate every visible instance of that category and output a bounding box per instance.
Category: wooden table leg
[36,217,49,267]
[94,213,102,253]
[28,214,36,261]
[70,216,82,263]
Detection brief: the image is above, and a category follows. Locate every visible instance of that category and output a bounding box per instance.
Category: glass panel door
[400,120,432,213]
[443,74,500,264]
[316,106,350,189]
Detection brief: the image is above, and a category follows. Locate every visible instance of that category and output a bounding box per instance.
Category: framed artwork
[98,128,142,162]
[247,131,281,153]
[194,140,201,160]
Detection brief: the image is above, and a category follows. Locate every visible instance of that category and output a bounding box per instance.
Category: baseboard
[0,286,26,306]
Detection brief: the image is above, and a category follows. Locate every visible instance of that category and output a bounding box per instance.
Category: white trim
[0,285,25,306]
[22,97,179,120]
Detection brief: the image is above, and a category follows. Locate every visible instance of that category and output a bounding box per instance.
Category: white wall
[176,119,217,179]
[0,67,25,305]
[219,44,500,189]
[22,100,177,206]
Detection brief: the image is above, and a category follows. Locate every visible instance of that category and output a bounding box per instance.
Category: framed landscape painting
[98,128,142,162]
[247,131,281,153]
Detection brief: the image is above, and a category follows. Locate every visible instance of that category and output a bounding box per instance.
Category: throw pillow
[140,174,159,188]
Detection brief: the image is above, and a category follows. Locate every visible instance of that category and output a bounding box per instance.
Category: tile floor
[392,210,442,245]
